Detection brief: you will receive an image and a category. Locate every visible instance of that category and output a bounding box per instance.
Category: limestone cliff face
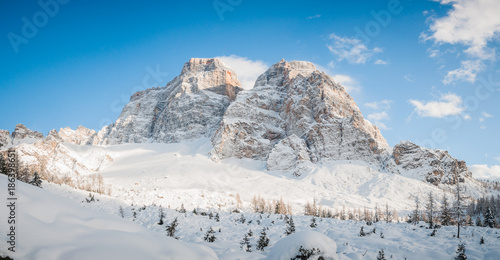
[210,59,388,170]
[96,58,242,145]
[385,141,471,185]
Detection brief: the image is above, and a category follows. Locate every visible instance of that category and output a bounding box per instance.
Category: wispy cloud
[365,100,392,130]
[374,59,388,65]
[332,74,361,93]
[327,33,382,64]
[215,55,268,90]
[409,93,464,118]
[469,164,500,181]
[365,100,392,111]
[422,0,500,84]
[443,60,484,85]
[404,74,415,83]
[307,14,321,20]
[479,111,493,129]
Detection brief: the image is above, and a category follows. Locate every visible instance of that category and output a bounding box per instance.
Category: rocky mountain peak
[95,58,242,145]
[211,59,388,170]
[11,124,44,145]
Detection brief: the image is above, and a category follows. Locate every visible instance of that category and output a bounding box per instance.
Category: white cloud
[409,93,465,118]
[424,0,500,60]
[327,34,382,64]
[423,0,500,84]
[374,59,388,65]
[365,100,392,130]
[462,114,471,120]
[443,60,484,85]
[404,74,415,83]
[495,157,500,162]
[469,164,500,181]
[307,14,321,20]
[215,55,268,90]
[331,74,360,93]
[479,111,493,122]
[364,100,392,110]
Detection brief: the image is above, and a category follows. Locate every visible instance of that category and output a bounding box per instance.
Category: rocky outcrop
[11,124,44,145]
[211,59,388,165]
[267,134,313,175]
[0,130,12,149]
[385,141,471,185]
[57,126,97,145]
[96,58,243,145]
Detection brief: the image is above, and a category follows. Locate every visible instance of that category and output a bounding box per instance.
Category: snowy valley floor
[1,176,498,260]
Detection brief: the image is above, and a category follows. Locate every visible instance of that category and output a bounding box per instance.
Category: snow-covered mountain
[95,58,242,145]
[0,58,490,211]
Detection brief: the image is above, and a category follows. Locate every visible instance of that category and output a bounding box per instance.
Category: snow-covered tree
[377,249,386,260]
[285,216,295,236]
[204,227,216,242]
[453,176,465,238]
[426,192,436,228]
[256,228,270,251]
[441,194,452,226]
[484,206,495,228]
[215,212,220,222]
[455,242,467,260]
[29,172,42,187]
[119,206,125,218]
[158,206,164,225]
[166,217,179,238]
[412,197,421,224]
[310,216,317,228]
[240,230,252,252]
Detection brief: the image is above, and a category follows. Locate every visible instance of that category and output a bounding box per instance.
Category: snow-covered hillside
[14,137,489,215]
[11,177,498,260]
[0,175,217,260]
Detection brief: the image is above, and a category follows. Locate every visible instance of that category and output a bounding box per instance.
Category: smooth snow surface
[0,175,217,260]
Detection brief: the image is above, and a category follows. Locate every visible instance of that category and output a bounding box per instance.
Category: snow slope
[32,138,490,216]
[0,175,217,260]
[35,182,500,259]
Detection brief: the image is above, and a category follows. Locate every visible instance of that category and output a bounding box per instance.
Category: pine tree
[204,227,216,242]
[426,192,436,228]
[455,242,467,260]
[215,212,220,222]
[166,217,179,238]
[377,249,386,260]
[359,226,366,237]
[29,172,42,187]
[453,173,465,238]
[310,216,317,228]
[119,206,125,218]
[179,203,186,213]
[158,206,165,225]
[285,216,295,235]
[484,206,495,228]
[256,228,270,251]
[480,237,485,245]
[441,194,452,226]
[412,197,421,224]
[240,230,253,252]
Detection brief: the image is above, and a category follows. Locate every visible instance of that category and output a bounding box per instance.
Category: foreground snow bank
[266,231,339,260]
[0,175,217,260]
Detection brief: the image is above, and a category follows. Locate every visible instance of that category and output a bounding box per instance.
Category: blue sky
[1,0,499,175]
